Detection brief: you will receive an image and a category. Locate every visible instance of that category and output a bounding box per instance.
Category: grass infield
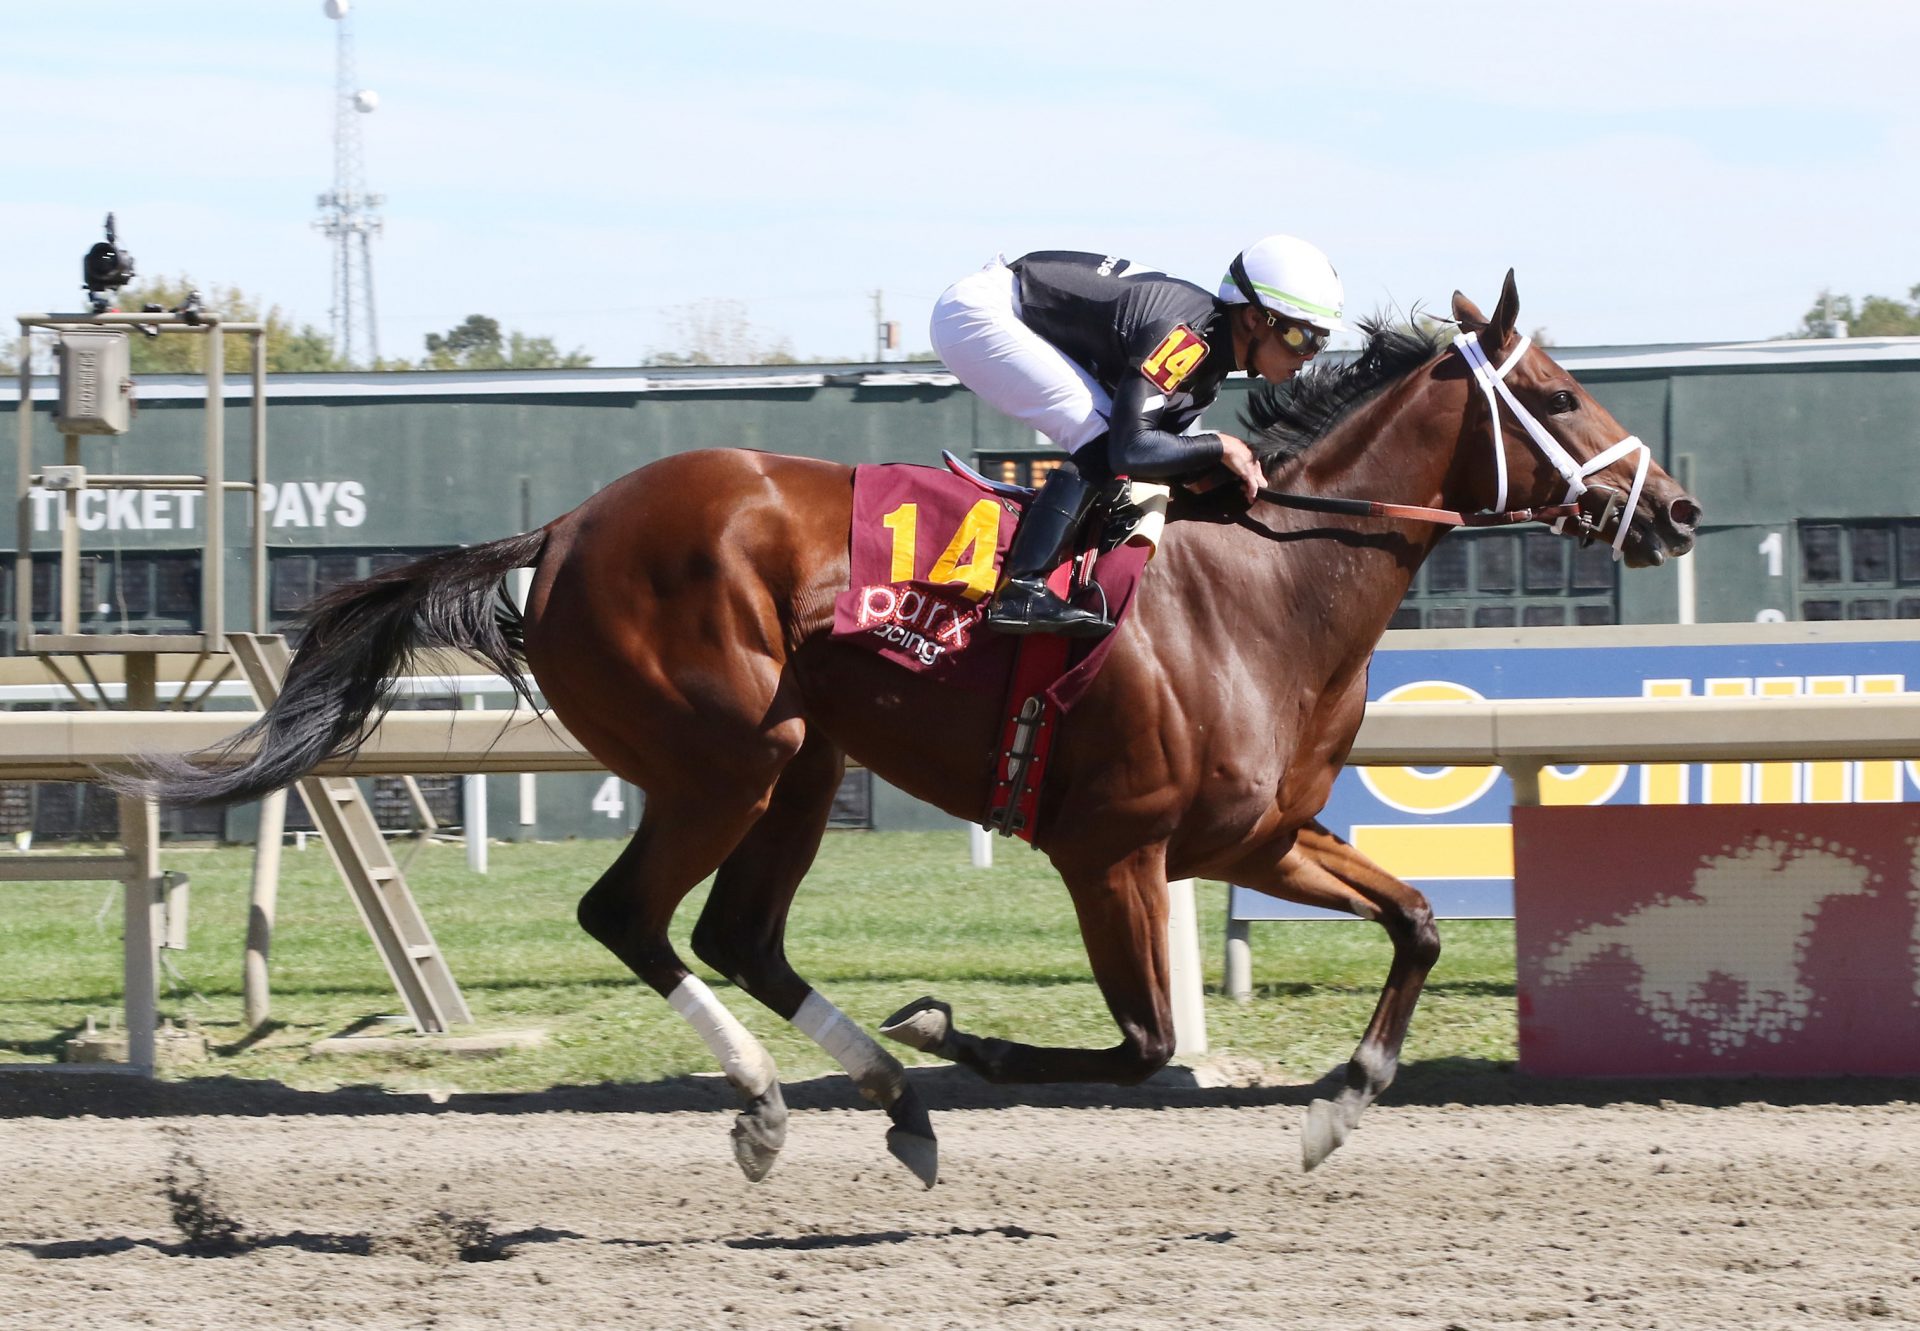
[0,831,1517,1092]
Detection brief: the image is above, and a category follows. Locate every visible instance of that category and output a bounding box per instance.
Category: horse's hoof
[883,1083,938,1188]
[1300,1097,1352,1172]
[879,996,953,1056]
[886,1126,939,1189]
[731,1084,788,1183]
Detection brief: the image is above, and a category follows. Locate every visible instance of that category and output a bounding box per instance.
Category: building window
[0,552,205,651]
[1392,530,1617,630]
[315,553,362,597]
[1426,540,1468,592]
[268,548,451,633]
[1523,532,1566,593]
[272,556,315,613]
[154,556,199,617]
[1802,525,1843,583]
[829,768,873,829]
[1796,519,1920,620]
[0,548,456,654]
[116,560,154,617]
[1477,538,1515,592]
[972,452,1061,489]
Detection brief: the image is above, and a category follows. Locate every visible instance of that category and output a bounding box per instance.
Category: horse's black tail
[119,528,548,807]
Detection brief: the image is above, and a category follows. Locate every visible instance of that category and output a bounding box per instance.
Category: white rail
[1,692,1917,783]
[4,692,1917,1073]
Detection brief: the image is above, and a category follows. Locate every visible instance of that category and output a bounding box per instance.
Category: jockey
[930,234,1349,638]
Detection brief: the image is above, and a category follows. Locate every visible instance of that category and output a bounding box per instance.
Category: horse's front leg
[1228,820,1441,1170]
[882,843,1177,1085]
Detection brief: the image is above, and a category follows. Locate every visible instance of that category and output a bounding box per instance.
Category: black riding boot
[985,466,1112,639]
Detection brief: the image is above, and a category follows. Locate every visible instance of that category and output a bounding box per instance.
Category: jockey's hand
[1214,434,1265,505]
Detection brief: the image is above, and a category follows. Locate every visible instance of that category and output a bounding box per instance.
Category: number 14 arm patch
[1139,324,1209,393]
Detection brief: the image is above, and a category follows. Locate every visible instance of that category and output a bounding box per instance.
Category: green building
[5,335,1918,838]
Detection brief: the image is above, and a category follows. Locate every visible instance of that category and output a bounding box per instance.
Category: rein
[1254,333,1649,552]
[1253,486,1580,529]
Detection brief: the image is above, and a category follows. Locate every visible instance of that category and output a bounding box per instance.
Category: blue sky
[4,1,1916,365]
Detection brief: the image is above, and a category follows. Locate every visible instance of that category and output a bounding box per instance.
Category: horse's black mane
[1242,321,1447,467]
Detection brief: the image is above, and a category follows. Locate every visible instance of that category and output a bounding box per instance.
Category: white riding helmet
[1218,234,1352,333]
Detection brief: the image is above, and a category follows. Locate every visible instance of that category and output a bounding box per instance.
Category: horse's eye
[1546,390,1578,414]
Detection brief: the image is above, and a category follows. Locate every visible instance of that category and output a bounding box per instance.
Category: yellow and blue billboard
[1232,634,1920,920]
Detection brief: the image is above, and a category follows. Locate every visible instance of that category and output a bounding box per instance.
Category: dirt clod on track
[2,1067,1916,1330]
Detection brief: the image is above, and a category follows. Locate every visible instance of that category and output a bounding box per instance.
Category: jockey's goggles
[1269,316,1329,357]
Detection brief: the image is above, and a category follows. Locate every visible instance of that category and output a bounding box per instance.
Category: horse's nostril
[1667,497,1701,532]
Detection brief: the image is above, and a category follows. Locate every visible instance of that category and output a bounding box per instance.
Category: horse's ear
[1451,289,1487,331]
[1484,269,1521,347]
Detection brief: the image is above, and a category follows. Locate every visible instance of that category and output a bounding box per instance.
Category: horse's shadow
[2,1061,1917,1121]
[6,1224,585,1262]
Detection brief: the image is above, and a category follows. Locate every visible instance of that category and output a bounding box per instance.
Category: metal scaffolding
[314,1,383,368]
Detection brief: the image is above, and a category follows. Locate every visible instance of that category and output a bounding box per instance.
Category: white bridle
[1454,331,1650,559]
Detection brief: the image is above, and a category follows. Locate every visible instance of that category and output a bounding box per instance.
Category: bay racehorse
[132,274,1698,1184]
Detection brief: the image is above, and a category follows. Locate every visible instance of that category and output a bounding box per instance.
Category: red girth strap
[983,550,1089,842]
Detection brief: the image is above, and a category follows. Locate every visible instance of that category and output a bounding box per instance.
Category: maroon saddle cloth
[828,463,1151,713]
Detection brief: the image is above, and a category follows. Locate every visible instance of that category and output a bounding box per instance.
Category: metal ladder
[227,633,471,1033]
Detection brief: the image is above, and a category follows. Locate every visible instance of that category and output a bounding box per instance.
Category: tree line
[1792,284,1920,338]
[27,276,1911,377]
[0,277,594,376]
[0,286,928,376]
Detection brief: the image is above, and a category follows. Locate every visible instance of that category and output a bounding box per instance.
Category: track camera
[81,213,137,313]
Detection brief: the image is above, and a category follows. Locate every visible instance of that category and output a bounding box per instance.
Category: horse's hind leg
[690,734,939,1188]
[882,843,1180,1086]
[1229,821,1441,1171]
[576,785,794,1182]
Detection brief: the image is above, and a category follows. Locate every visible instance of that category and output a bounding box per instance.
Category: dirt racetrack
[2,1067,1917,1331]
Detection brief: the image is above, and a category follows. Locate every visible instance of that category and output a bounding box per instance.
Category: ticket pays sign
[1514,804,1920,1077]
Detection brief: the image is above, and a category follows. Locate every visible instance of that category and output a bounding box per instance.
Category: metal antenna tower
[314,0,383,368]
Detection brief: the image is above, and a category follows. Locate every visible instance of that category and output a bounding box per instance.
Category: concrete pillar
[969,822,992,868]
[119,655,163,1070]
[243,788,287,1029]
[1225,916,1253,1004]
[465,695,488,873]
[1166,878,1207,1056]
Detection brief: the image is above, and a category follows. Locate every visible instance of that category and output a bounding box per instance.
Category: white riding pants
[929,256,1112,453]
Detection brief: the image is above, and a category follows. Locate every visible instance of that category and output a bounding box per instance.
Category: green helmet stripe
[1248,280,1341,321]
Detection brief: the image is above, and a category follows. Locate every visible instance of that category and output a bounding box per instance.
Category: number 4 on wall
[591,776,626,820]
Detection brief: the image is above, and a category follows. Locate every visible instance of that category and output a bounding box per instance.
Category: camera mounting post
[16,215,271,655]
[6,218,282,1074]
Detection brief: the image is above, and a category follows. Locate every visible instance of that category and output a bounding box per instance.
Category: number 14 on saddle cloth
[828,462,1155,708]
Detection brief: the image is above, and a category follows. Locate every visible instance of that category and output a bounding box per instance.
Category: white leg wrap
[1122,480,1171,552]
[668,976,776,1098]
[793,990,905,1105]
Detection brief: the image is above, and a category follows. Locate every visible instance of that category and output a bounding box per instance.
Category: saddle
[939,451,1172,553]
[829,458,1159,841]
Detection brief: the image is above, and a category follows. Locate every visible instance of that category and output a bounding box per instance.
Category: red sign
[1514,804,1920,1077]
